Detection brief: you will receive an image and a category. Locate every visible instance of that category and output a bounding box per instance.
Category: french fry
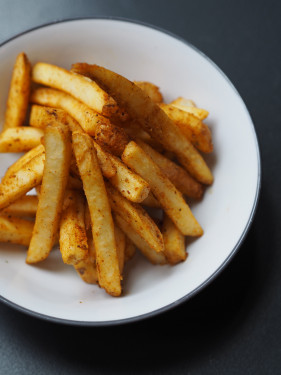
[30,105,81,133]
[74,228,98,284]
[135,139,204,199]
[159,104,213,153]
[141,192,161,208]
[0,127,44,152]
[3,52,31,130]
[72,131,121,296]
[0,150,45,210]
[30,88,129,156]
[103,148,150,203]
[1,195,38,217]
[114,214,166,265]
[32,62,120,116]
[2,144,44,183]
[26,122,72,264]
[72,63,213,184]
[162,214,187,264]
[0,215,34,246]
[59,191,88,265]
[106,182,164,253]
[134,81,163,103]
[91,140,117,179]
[114,224,126,275]
[122,141,203,236]
[124,236,136,262]
[67,175,83,190]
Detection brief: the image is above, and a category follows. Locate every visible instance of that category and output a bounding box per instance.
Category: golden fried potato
[72,63,213,184]
[0,150,45,210]
[106,182,164,253]
[59,191,88,265]
[0,127,44,152]
[135,139,204,199]
[72,131,121,296]
[114,214,166,265]
[0,215,34,246]
[159,104,213,153]
[26,122,72,264]
[162,214,187,264]
[134,81,163,103]
[3,52,31,130]
[122,141,203,236]
[0,195,38,217]
[30,88,129,156]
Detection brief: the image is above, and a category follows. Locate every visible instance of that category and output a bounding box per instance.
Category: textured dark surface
[0,0,281,374]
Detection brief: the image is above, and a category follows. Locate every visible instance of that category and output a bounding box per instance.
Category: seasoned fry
[74,228,98,284]
[141,192,161,208]
[91,140,117,179]
[2,144,44,183]
[30,105,81,132]
[106,182,164,253]
[31,88,129,156]
[159,104,213,153]
[135,139,204,199]
[32,62,120,116]
[122,141,203,236]
[162,214,187,264]
[26,122,72,264]
[114,214,166,265]
[0,150,45,210]
[59,191,88,265]
[124,236,136,262]
[114,224,125,275]
[0,127,44,152]
[0,215,34,246]
[67,175,83,190]
[3,52,31,130]
[134,81,163,103]
[1,195,38,217]
[72,131,121,296]
[72,63,213,184]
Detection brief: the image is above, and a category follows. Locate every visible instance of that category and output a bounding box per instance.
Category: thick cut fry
[1,195,38,217]
[0,150,45,210]
[171,104,208,120]
[122,141,203,236]
[106,182,164,253]
[141,192,161,208]
[135,140,204,199]
[3,52,31,130]
[59,191,88,265]
[134,81,163,103]
[72,132,121,296]
[30,105,81,133]
[75,228,98,284]
[114,224,126,275]
[162,214,187,264]
[91,140,117,179]
[159,104,213,153]
[26,122,72,264]
[0,127,44,152]
[124,237,136,262]
[114,214,166,265]
[72,63,213,184]
[31,88,129,156]
[0,215,34,246]
[32,62,120,116]
[2,144,44,183]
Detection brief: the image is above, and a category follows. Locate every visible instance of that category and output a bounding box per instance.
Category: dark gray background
[0,0,280,374]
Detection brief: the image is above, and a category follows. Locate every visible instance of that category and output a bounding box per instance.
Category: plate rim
[0,16,262,326]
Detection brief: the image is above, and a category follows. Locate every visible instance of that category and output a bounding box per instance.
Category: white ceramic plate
[0,18,261,325]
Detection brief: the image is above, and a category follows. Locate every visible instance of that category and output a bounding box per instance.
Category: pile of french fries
[0,52,214,297]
